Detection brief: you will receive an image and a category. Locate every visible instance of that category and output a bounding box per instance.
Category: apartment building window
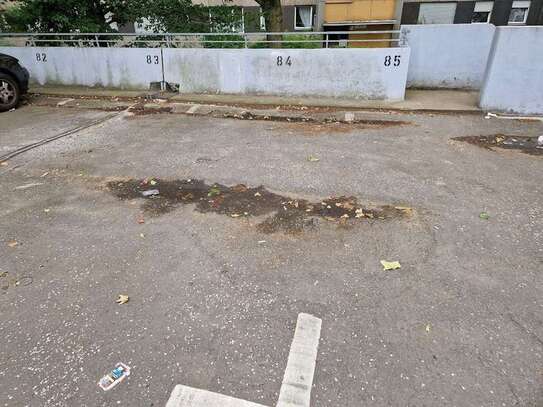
[508,0,530,24]
[418,3,457,24]
[295,6,314,30]
[472,1,493,22]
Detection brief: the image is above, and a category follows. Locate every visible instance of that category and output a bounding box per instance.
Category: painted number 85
[384,55,401,67]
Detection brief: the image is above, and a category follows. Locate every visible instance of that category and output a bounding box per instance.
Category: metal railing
[0,30,406,48]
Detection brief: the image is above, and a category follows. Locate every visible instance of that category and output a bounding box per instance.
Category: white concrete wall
[400,24,495,89]
[0,46,410,99]
[163,48,410,100]
[479,27,543,115]
[0,47,163,89]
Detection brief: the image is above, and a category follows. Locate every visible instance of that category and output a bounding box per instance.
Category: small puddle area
[107,179,412,234]
[453,134,543,156]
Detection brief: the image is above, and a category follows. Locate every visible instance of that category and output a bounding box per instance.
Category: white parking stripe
[164,313,322,407]
[165,385,268,407]
[276,313,322,407]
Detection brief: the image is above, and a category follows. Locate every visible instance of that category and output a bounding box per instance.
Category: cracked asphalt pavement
[0,99,542,406]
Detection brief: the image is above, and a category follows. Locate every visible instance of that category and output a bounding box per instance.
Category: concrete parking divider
[0,45,410,101]
[479,26,543,115]
[0,47,164,89]
[163,48,410,100]
[400,24,495,89]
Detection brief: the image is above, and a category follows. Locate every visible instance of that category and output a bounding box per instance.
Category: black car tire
[0,73,20,112]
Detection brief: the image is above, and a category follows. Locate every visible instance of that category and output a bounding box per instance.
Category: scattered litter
[116,294,129,305]
[40,172,49,177]
[485,112,543,122]
[15,182,44,190]
[307,155,320,162]
[208,186,221,197]
[380,260,401,271]
[344,112,355,123]
[7,240,18,248]
[425,324,431,333]
[98,363,131,391]
[0,272,32,290]
[15,276,32,286]
[453,134,543,156]
[394,206,414,216]
[137,218,145,224]
[258,240,266,244]
[1,161,8,166]
[479,212,490,220]
[141,189,159,197]
[149,179,158,186]
[44,208,50,213]
[538,135,543,146]
[108,179,412,235]
[56,98,75,107]
[139,233,145,238]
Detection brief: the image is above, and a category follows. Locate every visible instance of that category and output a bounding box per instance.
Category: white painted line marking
[276,313,322,407]
[186,104,201,114]
[164,313,322,407]
[165,385,268,407]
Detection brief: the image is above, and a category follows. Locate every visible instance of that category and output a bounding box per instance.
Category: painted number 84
[277,56,292,66]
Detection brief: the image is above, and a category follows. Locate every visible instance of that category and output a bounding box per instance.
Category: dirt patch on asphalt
[453,134,543,156]
[217,110,409,128]
[107,178,413,234]
[279,122,395,135]
[127,104,173,115]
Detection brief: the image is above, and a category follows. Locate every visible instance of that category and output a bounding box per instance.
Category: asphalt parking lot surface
[1,100,542,407]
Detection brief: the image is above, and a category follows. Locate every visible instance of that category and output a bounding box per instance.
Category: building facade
[322,0,402,47]
[401,0,543,25]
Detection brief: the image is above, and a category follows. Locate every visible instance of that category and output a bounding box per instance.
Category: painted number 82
[384,55,401,67]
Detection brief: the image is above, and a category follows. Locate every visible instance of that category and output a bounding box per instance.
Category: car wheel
[0,73,20,112]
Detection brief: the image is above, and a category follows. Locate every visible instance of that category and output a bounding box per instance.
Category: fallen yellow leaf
[7,240,18,248]
[425,324,431,333]
[380,260,401,271]
[116,294,129,305]
[395,206,414,216]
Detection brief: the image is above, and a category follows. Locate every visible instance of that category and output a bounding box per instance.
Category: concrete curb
[28,86,482,114]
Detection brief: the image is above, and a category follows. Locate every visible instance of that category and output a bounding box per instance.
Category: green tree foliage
[2,0,244,34]
[3,0,137,32]
[138,0,242,33]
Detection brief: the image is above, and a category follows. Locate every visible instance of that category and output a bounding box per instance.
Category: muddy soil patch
[107,178,412,234]
[453,134,543,156]
[128,104,173,116]
[216,110,409,128]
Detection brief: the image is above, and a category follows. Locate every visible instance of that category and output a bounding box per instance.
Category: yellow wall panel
[325,0,396,23]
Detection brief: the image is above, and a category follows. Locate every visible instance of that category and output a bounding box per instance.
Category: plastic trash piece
[98,363,131,391]
[141,189,159,197]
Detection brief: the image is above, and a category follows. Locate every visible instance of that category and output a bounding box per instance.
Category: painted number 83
[384,55,401,67]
